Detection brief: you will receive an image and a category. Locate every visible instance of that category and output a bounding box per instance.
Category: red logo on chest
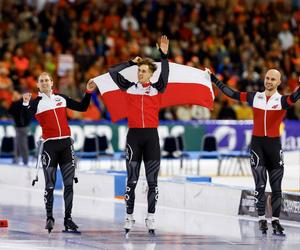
[272,104,278,109]
[56,102,63,107]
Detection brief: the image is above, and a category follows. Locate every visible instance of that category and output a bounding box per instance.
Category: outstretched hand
[157,35,169,55]
[205,68,212,75]
[86,79,97,92]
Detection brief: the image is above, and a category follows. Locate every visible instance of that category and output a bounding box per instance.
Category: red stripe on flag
[161,83,214,109]
[102,90,128,122]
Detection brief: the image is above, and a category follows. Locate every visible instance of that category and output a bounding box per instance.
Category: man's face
[37,74,53,93]
[138,64,153,84]
[264,70,281,92]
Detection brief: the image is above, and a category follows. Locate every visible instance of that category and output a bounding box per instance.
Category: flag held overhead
[93,62,214,122]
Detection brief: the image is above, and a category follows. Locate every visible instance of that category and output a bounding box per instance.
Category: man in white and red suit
[108,35,169,234]
[22,72,97,233]
[208,68,300,236]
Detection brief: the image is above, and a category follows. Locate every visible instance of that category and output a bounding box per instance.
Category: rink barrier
[2,163,300,222]
[186,176,212,182]
[239,190,300,222]
[0,164,237,216]
[106,170,127,199]
[0,164,240,216]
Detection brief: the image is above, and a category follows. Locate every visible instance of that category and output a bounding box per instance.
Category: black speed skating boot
[272,220,285,236]
[45,217,55,234]
[63,217,81,234]
[258,219,268,235]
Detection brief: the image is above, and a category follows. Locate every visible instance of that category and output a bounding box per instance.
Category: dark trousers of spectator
[13,127,29,165]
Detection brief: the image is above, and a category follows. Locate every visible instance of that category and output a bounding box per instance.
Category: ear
[278,79,281,86]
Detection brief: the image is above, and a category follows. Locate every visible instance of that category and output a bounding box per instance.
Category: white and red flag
[93,62,214,122]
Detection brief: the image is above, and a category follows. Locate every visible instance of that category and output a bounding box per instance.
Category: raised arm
[108,60,136,91]
[209,72,241,101]
[282,77,300,109]
[60,79,97,112]
[152,35,170,93]
[21,93,39,125]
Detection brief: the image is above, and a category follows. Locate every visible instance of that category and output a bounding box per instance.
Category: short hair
[137,58,157,73]
[38,72,53,82]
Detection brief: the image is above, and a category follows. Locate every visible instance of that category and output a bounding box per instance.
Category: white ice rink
[1,152,300,249]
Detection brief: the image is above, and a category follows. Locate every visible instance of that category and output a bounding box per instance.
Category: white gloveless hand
[205,68,212,75]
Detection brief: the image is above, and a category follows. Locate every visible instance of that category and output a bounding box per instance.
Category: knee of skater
[255,186,266,193]
[63,178,74,186]
[126,182,138,189]
[272,190,282,197]
[45,186,55,191]
[64,185,73,191]
[148,183,158,191]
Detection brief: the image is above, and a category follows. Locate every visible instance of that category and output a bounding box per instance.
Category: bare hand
[132,56,142,64]
[157,35,169,54]
[205,68,212,75]
[22,93,32,103]
[86,79,97,92]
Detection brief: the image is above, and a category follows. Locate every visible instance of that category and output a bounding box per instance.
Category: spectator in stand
[12,48,29,76]
[0,0,299,121]
[217,100,237,120]
[278,23,294,51]
[8,90,30,165]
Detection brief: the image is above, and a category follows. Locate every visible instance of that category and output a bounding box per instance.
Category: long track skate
[145,217,155,236]
[124,217,135,238]
[259,219,268,235]
[62,218,81,234]
[272,220,285,237]
[45,218,54,235]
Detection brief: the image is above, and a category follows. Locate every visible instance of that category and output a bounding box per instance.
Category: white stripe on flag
[93,62,214,98]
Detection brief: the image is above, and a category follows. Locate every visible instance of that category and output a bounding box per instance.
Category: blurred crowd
[1,0,300,122]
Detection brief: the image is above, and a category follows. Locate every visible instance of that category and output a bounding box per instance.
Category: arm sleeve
[108,61,136,90]
[59,93,92,112]
[21,98,39,125]
[210,73,241,101]
[152,49,169,93]
[281,87,300,109]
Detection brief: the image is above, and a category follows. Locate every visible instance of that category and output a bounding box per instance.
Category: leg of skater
[250,137,268,234]
[267,139,285,236]
[143,129,160,235]
[124,129,142,234]
[58,138,79,233]
[42,141,58,233]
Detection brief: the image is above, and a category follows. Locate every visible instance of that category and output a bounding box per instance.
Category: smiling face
[264,69,281,92]
[37,72,53,94]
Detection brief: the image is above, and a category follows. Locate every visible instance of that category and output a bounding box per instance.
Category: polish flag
[93,62,214,122]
